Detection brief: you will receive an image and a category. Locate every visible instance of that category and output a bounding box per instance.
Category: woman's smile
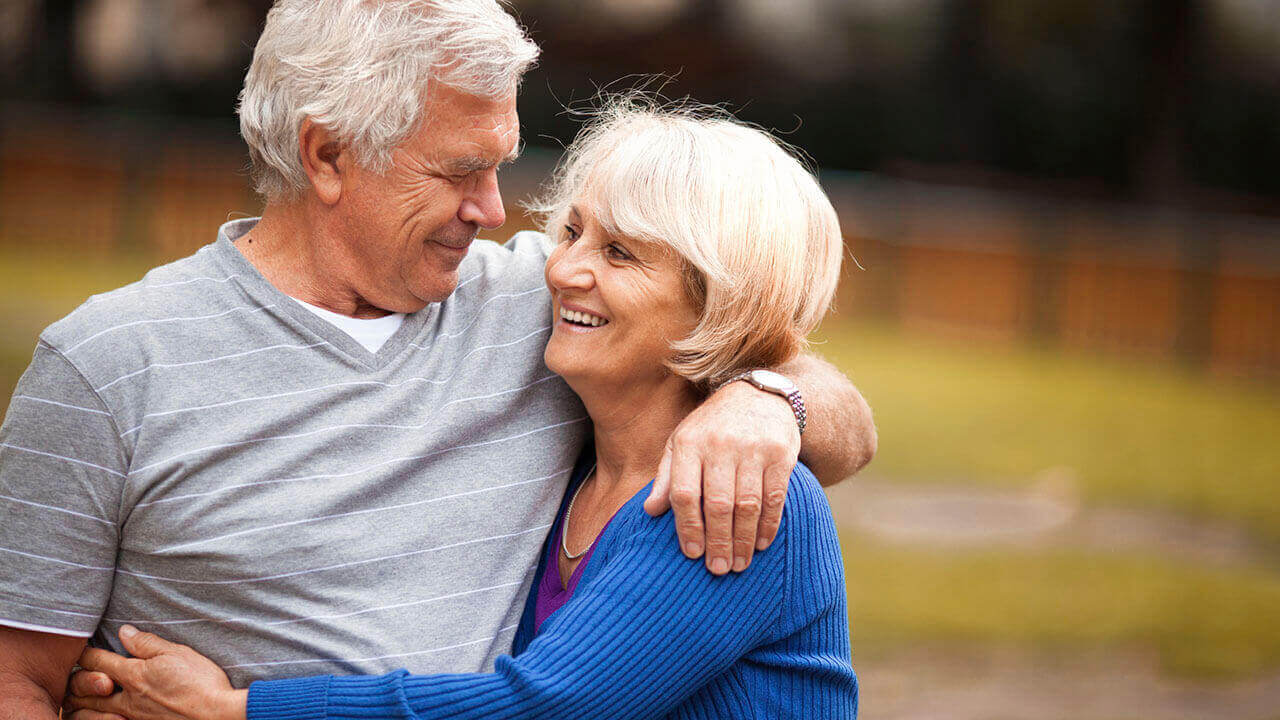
[557,301,610,329]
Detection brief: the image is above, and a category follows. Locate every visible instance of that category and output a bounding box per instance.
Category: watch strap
[723,370,807,435]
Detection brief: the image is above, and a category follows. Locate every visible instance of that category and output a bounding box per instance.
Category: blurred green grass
[843,536,1280,679]
[810,316,1280,680]
[813,318,1280,544]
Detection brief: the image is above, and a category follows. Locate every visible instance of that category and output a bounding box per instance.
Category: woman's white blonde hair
[239,0,539,200]
[528,95,845,390]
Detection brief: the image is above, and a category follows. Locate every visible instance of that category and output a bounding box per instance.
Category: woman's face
[543,203,700,390]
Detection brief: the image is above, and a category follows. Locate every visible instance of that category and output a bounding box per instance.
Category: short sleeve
[0,342,126,636]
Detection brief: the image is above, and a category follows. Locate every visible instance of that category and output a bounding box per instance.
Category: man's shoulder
[439,231,554,329]
[457,231,553,289]
[781,462,836,537]
[38,242,233,363]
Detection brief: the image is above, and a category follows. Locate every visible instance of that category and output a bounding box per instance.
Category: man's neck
[577,374,702,495]
[235,203,393,319]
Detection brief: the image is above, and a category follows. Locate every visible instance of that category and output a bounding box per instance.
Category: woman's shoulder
[604,461,837,560]
[778,463,847,629]
[781,462,839,541]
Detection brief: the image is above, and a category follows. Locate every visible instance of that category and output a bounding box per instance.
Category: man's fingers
[667,443,705,559]
[68,669,115,697]
[755,462,791,551]
[65,690,128,717]
[643,444,674,516]
[731,457,765,572]
[119,623,176,659]
[701,457,736,576]
[67,711,127,720]
[77,647,135,679]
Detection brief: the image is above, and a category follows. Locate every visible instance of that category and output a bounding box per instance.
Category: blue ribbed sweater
[247,458,857,719]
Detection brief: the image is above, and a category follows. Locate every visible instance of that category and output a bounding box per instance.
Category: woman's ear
[297,118,345,205]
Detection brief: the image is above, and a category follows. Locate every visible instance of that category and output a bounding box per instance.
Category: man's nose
[458,170,506,229]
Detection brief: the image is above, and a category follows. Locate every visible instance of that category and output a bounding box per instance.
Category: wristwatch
[723,369,807,435]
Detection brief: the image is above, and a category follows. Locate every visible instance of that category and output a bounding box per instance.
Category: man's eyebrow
[446,156,496,174]
[445,146,522,174]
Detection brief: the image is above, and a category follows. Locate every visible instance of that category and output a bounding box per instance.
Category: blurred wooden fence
[834,177,1280,379]
[0,108,261,257]
[2,107,1277,379]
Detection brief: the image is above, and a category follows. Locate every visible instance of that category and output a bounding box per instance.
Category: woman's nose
[546,240,594,291]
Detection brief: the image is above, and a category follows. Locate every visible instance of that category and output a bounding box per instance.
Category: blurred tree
[1133,0,1198,202]
[5,0,1279,207]
[933,0,992,165]
[26,0,89,103]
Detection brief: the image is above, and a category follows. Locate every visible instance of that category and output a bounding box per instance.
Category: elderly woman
[67,99,856,720]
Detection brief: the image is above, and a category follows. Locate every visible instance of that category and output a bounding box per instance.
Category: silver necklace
[560,463,597,560]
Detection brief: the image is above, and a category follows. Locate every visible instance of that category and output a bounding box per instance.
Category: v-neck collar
[211,219,432,371]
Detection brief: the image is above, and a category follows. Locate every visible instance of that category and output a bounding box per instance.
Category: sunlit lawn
[843,536,1280,679]
[813,317,1280,544]
[809,315,1280,680]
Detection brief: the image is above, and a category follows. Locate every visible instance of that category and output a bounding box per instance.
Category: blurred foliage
[6,0,1280,203]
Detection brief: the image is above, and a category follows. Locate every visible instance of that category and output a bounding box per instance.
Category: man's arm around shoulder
[783,352,877,486]
[0,625,87,719]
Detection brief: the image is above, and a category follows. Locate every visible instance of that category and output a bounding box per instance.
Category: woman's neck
[575,373,701,495]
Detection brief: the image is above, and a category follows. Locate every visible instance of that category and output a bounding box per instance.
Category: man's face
[336,82,520,313]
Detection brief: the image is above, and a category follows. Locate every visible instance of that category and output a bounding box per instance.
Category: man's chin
[407,273,460,307]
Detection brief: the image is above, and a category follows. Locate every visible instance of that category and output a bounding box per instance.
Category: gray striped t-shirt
[0,219,586,685]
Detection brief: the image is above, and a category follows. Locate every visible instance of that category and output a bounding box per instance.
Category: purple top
[532,470,618,633]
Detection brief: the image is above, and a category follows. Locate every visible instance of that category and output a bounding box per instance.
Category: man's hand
[64,625,246,720]
[644,380,800,575]
[643,353,876,576]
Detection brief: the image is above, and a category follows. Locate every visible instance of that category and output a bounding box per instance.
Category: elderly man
[0,1,875,717]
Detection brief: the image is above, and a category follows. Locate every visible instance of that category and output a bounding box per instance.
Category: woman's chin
[543,345,585,382]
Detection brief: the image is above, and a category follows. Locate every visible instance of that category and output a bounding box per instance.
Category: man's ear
[298,118,345,206]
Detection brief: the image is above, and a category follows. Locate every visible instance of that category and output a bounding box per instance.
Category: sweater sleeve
[247,485,790,720]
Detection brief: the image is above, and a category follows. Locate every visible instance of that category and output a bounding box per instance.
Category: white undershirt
[291,297,405,354]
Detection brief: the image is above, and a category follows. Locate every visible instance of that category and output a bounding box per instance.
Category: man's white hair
[239,0,539,200]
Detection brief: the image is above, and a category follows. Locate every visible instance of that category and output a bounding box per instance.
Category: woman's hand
[64,625,247,720]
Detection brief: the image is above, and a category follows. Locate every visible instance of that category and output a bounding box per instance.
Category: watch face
[750,369,795,393]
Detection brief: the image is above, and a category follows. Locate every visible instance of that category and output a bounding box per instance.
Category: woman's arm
[258,492,789,720]
[69,485,795,720]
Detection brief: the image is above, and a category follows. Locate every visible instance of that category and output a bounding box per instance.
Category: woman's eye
[606,243,632,261]
[562,225,580,242]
